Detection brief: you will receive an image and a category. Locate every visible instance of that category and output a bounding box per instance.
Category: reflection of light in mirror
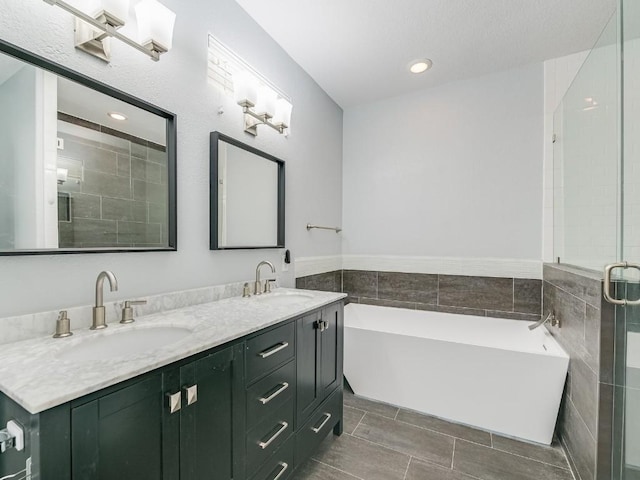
[107,111,127,121]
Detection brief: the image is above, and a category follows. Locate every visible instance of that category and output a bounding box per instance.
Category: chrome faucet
[255,261,276,295]
[528,312,560,331]
[92,271,118,330]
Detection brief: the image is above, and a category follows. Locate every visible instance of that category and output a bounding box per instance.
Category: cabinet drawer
[249,435,294,480]
[246,322,295,384]
[247,396,294,476]
[295,388,342,465]
[247,360,295,430]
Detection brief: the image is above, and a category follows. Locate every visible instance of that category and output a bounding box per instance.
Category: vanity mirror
[210,132,285,250]
[0,39,177,255]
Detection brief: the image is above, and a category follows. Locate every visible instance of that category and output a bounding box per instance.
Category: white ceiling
[57,77,166,145]
[234,0,616,108]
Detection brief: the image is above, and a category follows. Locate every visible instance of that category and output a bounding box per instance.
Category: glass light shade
[254,86,277,118]
[135,0,177,52]
[234,70,258,106]
[273,99,293,127]
[98,0,129,23]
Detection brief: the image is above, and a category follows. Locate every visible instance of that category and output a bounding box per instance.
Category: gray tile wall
[543,264,615,480]
[296,270,542,321]
[57,116,168,248]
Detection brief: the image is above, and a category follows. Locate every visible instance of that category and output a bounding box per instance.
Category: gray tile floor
[293,392,574,480]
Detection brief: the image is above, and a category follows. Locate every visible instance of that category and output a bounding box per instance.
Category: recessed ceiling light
[409,59,433,74]
[108,112,127,121]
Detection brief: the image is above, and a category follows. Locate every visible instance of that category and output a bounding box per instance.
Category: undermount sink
[56,326,193,362]
[254,291,314,306]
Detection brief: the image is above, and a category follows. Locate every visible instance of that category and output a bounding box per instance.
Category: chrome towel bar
[306,224,342,233]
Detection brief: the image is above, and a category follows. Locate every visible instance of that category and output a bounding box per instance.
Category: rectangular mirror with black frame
[210,132,285,250]
[0,39,177,255]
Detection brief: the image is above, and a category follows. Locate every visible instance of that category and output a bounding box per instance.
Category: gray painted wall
[0,0,343,317]
[343,64,543,261]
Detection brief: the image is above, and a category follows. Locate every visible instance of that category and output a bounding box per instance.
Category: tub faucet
[528,312,560,331]
[92,271,118,330]
[255,261,276,295]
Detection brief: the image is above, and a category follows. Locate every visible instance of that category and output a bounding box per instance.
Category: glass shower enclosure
[553,1,639,478]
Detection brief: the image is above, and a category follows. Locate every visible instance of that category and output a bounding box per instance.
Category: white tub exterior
[344,303,569,445]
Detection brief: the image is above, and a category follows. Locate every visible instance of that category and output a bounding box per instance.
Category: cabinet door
[180,344,245,480]
[319,302,343,399]
[71,374,172,480]
[296,311,321,425]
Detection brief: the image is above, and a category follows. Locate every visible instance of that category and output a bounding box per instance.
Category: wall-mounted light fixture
[208,35,293,137]
[234,71,292,136]
[43,0,176,62]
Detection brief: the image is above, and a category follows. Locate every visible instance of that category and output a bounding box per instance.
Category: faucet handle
[264,279,277,294]
[121,299,147,324]
[53,310,73,338]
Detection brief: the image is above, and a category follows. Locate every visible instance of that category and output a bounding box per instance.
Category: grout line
[558,437,581,480]
[451,438,456,468]
[349,432,429,464]
[547,280,600,310]
[566,396,597,444]
[394,408,400,420]
[512,278,515,312]
[352,411,367,434]
[490,433,493,448]
[392,418,489,447]
[487,445,573,471]
[582,302,587,343]
[311,459,364,480]
[402,456,412,480]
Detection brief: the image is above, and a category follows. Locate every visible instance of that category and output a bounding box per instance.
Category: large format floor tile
[396,408,491,446]
[405,457,478,480]
[453,440,574,480]
[291,393,574,480]
[342,406,366,435]
[490,434,570,469]
[343,391,399,419]
[312,432,410,480]
[293,459,361,480]
[353,412,454,467]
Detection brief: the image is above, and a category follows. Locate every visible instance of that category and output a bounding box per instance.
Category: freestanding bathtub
[344,303,569,445]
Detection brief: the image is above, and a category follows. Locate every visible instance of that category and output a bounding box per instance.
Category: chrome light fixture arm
[43,0,169,62]
[239,101,287,136]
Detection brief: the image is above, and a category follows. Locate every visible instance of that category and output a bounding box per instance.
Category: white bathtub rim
[344,303,569,359]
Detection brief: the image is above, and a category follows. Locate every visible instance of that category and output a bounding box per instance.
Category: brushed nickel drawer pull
[259,342,289,359]
[272,462,289,480]
[259,382,289,405]
[311,413,331,433]
[166,392,181,414]
[258,421,288,449]
[184,385,198,406]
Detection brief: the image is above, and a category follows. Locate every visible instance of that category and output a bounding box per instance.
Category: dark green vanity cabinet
[70,343,245,480]
[296,302,343,425]
[0,300,344,480]
[295,302,344,465]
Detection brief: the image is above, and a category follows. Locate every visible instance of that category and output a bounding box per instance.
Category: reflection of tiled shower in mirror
[0,43,174,253]
[56,114,168,249]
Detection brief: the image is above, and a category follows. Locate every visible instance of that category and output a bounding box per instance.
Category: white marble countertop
[0,288,345,414]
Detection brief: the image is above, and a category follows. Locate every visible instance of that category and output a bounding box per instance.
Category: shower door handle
[604,262,640,306]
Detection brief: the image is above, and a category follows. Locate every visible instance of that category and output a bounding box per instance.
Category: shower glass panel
[554,2,640,478]
[553,12,620,271]
[618,0,640,478]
